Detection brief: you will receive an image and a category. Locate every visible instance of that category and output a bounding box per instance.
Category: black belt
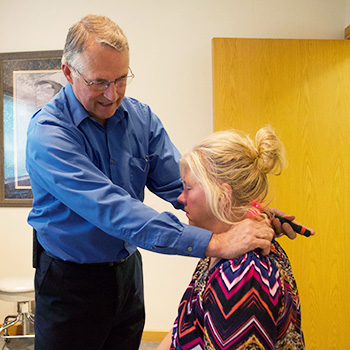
[87,258,128,267]
[42,251,130,267]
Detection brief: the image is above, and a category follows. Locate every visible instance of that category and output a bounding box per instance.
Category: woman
[158,126,305,350]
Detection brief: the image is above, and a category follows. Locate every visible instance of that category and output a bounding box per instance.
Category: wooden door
[212,38,350,349]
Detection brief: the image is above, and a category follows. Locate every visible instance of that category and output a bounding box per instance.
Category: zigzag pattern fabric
[171,239,305,349]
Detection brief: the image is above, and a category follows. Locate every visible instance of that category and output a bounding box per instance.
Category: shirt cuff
[175,224,212,258]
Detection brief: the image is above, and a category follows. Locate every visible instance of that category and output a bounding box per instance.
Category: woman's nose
[178,191,185,204]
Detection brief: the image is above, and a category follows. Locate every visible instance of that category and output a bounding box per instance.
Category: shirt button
[187,246,193,253]
[111,159,114,163]
[150,246,155,250]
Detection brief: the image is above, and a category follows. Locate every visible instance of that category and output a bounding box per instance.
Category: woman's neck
[207,219,242,269]
[209,257,221,269]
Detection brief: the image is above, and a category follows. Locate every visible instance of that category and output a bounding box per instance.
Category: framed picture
[0,50,65,207]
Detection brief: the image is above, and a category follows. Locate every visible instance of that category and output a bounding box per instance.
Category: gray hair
[61,14,129,71]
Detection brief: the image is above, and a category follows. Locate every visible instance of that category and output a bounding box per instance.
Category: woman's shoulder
[212,247,278,271]
[208,248,282,294]
[212,239,289,271]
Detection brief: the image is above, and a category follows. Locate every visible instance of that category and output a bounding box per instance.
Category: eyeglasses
[71,66,135,91]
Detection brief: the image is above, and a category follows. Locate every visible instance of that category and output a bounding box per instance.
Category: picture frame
[0,50,65,207]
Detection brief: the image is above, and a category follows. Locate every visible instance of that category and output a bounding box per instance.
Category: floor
[0,337,160,349]
[0,338,33,350]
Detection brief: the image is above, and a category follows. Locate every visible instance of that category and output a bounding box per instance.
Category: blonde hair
[62,14,129,70]
[180,126,287,224]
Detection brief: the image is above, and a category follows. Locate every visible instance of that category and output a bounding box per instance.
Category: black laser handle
[273,214,311,237]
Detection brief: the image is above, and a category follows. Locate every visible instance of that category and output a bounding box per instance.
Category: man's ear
[61,62,74,84]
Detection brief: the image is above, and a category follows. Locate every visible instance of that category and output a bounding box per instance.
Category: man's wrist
[205,233,222,258]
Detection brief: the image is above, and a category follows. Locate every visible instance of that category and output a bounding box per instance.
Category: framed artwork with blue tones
[0,50,65,206]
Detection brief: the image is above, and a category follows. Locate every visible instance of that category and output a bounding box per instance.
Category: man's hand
[269,207,315,239]
[205,219,274,259]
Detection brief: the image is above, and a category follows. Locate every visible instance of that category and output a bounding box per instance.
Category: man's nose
[103,82,120,101]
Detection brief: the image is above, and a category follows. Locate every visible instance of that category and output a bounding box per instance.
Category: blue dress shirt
[26,83,212,263]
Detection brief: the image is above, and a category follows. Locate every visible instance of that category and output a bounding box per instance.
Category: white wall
[0,0,347,331]
[346,0,350,27]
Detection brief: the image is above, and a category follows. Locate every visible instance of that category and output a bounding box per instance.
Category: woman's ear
[221,183,232,198]
[218,183,234,219]
[61,62,74,84]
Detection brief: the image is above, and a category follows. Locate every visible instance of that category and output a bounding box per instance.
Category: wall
[346,0,350,25]
[0,0,347,331]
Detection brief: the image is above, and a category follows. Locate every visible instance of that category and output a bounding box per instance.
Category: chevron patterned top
[170,239,305,349]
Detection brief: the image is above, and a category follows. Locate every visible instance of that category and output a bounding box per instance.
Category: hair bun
[254,126,287,175]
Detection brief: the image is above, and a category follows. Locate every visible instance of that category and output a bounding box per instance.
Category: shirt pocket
[129,155,149,199]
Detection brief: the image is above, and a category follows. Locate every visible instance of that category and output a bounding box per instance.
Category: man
[26,14,309,350]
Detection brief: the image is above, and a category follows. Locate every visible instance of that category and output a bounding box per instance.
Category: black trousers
[34,250,145,350]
